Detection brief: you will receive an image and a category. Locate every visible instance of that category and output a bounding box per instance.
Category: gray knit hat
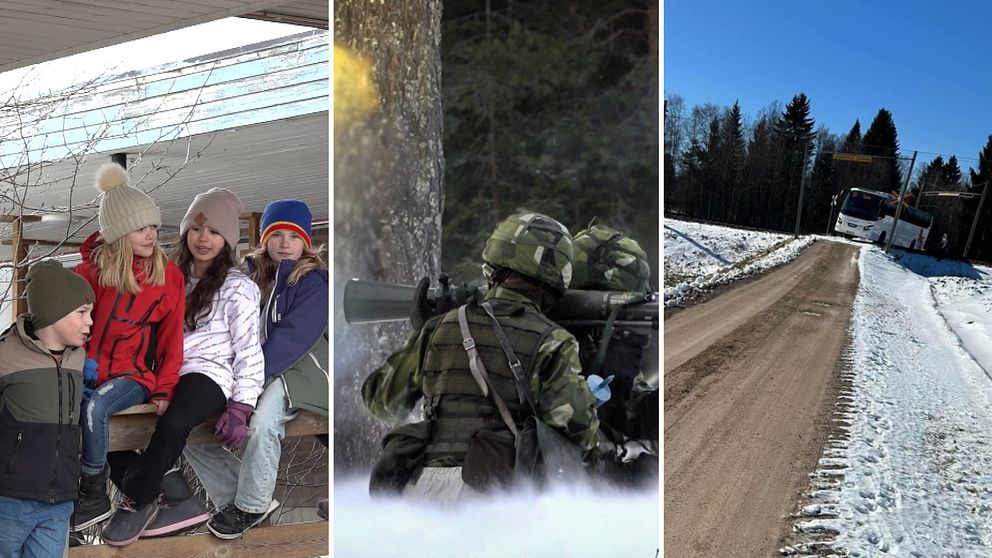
[179,188,244,249]
[27,260,95,330]
[95,163,161,244]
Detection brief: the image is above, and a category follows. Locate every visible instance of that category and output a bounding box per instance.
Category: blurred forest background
[333,0,658,471]
[440,0,659,286]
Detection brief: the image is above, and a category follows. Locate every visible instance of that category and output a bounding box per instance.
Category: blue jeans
[0,495,72,557]
[81,377,150,476]
[184,379,297,513]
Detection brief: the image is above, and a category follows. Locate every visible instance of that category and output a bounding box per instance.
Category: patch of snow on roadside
[663,218,814,307]
[928,266,992,377]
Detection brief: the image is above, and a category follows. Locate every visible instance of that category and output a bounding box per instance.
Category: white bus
[834,188,933,249]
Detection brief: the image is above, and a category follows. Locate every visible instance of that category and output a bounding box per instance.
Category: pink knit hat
[179,188,244,249]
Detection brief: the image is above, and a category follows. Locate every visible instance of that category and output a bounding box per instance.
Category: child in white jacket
[101,188,264,546]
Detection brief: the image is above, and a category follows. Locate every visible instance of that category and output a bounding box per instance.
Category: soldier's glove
[215,400,254,450]
[432,273,458,315]
[410,276,432,330]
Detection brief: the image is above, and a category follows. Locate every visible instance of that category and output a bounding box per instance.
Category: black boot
[72,468,113,531]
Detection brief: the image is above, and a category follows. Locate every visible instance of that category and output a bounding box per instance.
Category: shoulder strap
[480,302,539,415]
[589,296,646,375]
[456,305,518,438]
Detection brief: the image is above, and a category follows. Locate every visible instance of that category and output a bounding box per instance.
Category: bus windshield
[840,190,885,221]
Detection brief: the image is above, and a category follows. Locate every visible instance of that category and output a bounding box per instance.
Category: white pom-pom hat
[94,162,161,244]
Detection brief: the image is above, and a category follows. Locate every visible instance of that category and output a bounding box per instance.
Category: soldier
[570,223,658,481]
[361,211,600,503]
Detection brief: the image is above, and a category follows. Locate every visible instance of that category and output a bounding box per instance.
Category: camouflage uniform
[362,285,600,452]
[362,212,599,500]
[569,224,657,443]
[571,224,651,293]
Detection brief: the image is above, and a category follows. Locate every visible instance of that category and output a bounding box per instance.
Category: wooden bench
[105,404,328,452]
[68,404,329,558]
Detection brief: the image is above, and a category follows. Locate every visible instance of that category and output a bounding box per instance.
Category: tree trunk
[333,0,444,473]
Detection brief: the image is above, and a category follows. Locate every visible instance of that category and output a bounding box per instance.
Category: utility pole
[826,193,838,235]
[794,138,812,239]
[914,176,932,209]
[884,151,917,253]
[964,179,989,259]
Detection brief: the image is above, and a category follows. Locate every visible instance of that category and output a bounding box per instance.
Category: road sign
[832,153,873,163]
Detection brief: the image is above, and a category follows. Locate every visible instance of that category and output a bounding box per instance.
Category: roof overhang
[0,1,328,73]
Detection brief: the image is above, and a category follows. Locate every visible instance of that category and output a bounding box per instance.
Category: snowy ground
[663,219,814,307]
[334,476,659,558]
[787,247,992,557]
[665,219,992,557]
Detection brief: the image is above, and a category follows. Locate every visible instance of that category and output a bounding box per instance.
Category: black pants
[121,373,226,507]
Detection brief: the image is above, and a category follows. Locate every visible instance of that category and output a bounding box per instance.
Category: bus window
[840,190,884,220]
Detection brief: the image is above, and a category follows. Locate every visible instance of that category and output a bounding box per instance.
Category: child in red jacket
[71,163,185,531]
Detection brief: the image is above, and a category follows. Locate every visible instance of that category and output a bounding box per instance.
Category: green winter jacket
[268,326,328,416]
[0,316,85,503]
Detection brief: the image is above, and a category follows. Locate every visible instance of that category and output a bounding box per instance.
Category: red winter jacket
[74,231,185,402]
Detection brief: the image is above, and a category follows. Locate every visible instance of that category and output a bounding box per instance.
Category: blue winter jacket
[246,257,328,415]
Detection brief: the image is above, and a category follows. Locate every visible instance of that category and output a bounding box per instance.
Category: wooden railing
[68,404,329,558]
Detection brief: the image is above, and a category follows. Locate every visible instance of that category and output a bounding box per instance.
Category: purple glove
[214,400,254,450]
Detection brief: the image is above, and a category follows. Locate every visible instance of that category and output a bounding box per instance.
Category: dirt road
[664,240,860,557]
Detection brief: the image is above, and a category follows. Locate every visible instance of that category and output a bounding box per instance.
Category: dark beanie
[26,260,96,329]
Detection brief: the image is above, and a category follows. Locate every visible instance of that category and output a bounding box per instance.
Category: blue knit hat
[260,199,312,249]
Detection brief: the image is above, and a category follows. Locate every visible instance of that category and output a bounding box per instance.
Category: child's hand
[214,400,254,450]
[152,399,170,416]
[83,358,98,386]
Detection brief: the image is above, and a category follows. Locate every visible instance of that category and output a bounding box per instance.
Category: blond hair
[92,236,168,294]
[249,243,326,303]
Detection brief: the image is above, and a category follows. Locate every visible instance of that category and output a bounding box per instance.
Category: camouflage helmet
[571,224,651,292]
[481,211,574,294]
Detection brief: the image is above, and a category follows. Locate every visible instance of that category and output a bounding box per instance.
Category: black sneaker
[207,500,279,540]
[72,469,112,531]
[101,496,159,546]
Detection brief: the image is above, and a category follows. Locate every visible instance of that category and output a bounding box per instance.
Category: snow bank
[663,219,813,307]
[334,476,659,558]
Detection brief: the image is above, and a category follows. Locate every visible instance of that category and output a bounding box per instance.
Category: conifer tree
[841,120,863,153]
[808,128,840,233]
[743,103,783,229]
[774,93,815,231]
[702,115,722,219]
[861,108,901,193]
[830,119,865,192]
[941,155,962,187]
[717,100,746,221]
[915,156,945,197]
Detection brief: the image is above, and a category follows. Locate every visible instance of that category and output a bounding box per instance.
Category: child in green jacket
[0,260,95,557]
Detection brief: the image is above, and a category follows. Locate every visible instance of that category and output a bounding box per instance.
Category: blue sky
[664,0,992,174]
